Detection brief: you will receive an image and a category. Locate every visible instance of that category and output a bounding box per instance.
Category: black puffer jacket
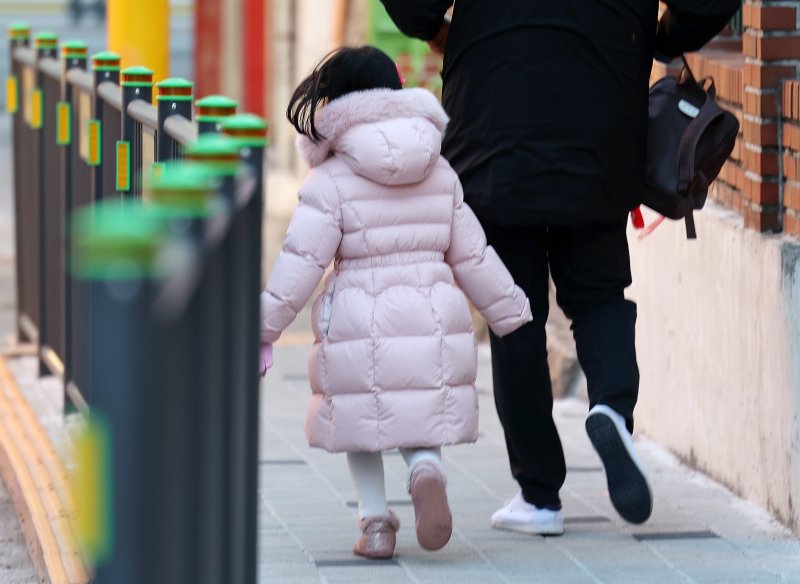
[380,0,741,226]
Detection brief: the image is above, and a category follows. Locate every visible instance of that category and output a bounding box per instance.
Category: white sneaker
[490,492,564,536]
[585,404,653,524]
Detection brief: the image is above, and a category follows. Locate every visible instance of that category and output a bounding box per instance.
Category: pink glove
[259,343,273,377]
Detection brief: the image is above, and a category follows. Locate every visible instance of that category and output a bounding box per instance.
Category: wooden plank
[0,364,87,582]
[0,357,89,584]
[0,342,38,358]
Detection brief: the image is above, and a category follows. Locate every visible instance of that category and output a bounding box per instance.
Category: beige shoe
[408,461,452,551]
[353,512,400,559]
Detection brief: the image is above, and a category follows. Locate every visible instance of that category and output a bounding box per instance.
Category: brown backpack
[641,57,740,239]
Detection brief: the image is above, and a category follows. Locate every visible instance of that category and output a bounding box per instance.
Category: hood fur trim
[296,88,448,167]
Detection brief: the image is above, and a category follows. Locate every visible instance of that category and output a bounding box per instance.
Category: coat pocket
[312,274,335,340]
[321,288,333,336]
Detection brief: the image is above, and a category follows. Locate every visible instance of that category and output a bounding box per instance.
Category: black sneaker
[586,405,653,524]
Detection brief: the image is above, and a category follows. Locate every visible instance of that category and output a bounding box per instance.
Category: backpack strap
[685,212,697,239]
[676,92,726,195]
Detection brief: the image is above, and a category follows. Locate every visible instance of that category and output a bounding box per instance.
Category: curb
[0,356,89,584]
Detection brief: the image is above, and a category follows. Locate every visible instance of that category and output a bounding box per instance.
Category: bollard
[32,32,59,376]
[221,112,267,584]
[195,95,238,135]
[60,40,88,409]
[8,24,30,344]
[59,42,88,146]
[8,22,30,49]
[183,137,244,582]
[33,32,58,132]
[185,134,240,201]
[121,66,154,104]
[221,113,268,193]
[91,51,121,86]
[156,77,193,162]
[150,162,216,239]
[72,200,167,584]
[121,66,155,197]
[34,31,58,59]
[150,163,230,584]
[6,23,30,117]
[61,40,88,71]
[90,52,121,201]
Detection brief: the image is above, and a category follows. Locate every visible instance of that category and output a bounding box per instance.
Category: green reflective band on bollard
[185,134,241,176]
[221,114,269,148]
[34,31,58,50]
[195,95,238,123]
[71,199,167,280]
[87,120,102,166]
[150,162,216,219]
[156,77,193,102]
[30,89,43,129]
[121,66,154,88]
[92,51,121,72]
[61,40,88,60]
[8,22,30,41]
[116,141,131,191]
[57,102,71,145]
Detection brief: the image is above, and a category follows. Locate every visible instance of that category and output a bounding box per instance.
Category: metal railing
[76,162,264,584]
[8,27,267,582]
[8,35,235,411]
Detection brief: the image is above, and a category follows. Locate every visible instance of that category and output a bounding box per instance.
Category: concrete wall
[628,202,800,531]
[268,0,337,173]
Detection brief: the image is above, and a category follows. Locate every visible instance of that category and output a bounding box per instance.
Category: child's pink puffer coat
[261,88,532,452]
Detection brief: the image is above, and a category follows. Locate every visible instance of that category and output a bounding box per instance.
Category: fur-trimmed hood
[296,88,449,186]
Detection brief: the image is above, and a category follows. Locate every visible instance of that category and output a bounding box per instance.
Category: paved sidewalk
[258,340,800,584]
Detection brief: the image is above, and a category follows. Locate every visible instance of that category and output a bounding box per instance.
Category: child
[260,46,532,559]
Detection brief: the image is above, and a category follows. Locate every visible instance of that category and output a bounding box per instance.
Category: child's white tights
[346,448,442,519]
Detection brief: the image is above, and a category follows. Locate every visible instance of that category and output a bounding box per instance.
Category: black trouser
[482,220,639,510]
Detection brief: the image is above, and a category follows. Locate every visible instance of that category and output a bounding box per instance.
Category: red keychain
[630,207,645,229]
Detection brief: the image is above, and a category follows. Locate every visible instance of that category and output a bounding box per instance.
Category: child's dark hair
[287,46,403,142]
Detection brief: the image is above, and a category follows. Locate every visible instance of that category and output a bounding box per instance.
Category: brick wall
[742,1,800,232]
[782,79,800,235]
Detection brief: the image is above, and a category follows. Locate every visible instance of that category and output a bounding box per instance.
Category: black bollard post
[120,66,154,197]
[155,77,193,162]
[221,113,268,584]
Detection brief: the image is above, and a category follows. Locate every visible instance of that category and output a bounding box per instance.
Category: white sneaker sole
[490,518,564,536]
[586,407,653,524]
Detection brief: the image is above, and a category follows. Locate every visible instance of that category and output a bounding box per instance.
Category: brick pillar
[742,1,800,232]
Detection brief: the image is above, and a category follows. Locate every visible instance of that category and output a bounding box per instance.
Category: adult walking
[380,0,741,534]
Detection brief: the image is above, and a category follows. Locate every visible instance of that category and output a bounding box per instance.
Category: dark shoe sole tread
[586,413,652,525]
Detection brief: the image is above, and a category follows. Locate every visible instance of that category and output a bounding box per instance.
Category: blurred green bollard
[72,200,168,584]
[34,31,58,59]
[195,94,238,135]
[151,160,230,584]
[221,112,267,584]
[185,134,240,202]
